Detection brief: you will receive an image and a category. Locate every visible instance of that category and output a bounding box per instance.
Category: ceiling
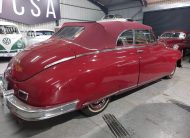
[95,0,143,7]
[88,0,147,14]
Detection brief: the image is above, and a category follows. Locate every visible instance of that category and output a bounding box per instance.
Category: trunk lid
[10,39,88,81]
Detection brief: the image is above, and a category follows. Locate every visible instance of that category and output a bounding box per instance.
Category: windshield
[161,32,186,39]
[103,14,123,19]
[54,26,84,40]
[0,25,19,34]
[36,31,54,36]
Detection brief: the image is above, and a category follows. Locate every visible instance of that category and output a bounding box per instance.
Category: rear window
[161,32,186,39]
[54,26,84,40]
[36,31,54,36]
[0,25,19,34]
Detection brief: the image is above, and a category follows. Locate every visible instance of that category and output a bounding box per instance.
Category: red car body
[159,31,190,52]
[0,21,181,121]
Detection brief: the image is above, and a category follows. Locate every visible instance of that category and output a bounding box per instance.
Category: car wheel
[81,98,110,116]
[166,65,176,79]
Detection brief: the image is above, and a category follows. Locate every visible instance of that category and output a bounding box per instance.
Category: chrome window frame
[116,29,135,47]
[116,29,157,48]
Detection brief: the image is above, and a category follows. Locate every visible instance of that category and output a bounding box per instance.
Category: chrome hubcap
[89,98,108,111]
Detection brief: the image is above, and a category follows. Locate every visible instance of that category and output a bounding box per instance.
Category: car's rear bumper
[6,95,79,121]
[6,95,78,121]
[0,79,14,97]
[0,79,79,121]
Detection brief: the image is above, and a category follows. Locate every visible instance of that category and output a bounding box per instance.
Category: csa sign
[0,0,61,25]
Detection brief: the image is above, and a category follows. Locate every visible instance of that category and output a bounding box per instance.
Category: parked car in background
[159,31,190,56]
[26,29,54,46]
[1,21,181,121]
[0,21,25,57]
[101,14,133,22]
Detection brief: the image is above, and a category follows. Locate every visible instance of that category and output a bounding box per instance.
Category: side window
[31,31,35,37]
[135,30,147,44]
[163,33,172,38]
[186,33,190,40]
[134,30,156,44]
[146,31,156,43]
[117,30,133,46]
[27,31,31,37]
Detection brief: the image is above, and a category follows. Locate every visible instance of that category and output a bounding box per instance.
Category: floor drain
[103,114,131,138]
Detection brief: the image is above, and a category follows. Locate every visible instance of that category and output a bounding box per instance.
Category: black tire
[81,98,110,116]
[165,65,176,79]
[177,59,182,68]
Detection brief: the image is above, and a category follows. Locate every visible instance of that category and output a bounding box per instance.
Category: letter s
[13,0,24,16]
[31,0,41,17]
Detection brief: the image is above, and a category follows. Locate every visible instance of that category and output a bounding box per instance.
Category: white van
[26,29,54,46]
[0,21,25,57]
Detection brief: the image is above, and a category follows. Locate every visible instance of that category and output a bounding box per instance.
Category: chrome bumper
[6,95,79,121]
[0,49,24,57]
[0,79,14,98]
[0,53,17,57]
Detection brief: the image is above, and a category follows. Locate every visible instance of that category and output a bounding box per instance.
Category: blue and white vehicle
[0,21,25,57]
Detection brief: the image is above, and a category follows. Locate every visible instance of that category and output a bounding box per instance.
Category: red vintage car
[0,21,181,121]
[159,31,190,56]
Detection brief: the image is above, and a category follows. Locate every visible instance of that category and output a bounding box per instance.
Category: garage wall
[108,1,143,22]
[143,7,190,37]
[60,0,105,23]
[0,0,105,32]
[0,19,57,32]
[143,0,190,37]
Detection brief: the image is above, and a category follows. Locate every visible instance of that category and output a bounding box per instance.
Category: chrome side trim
[76,51,100,58]
[44,56,76,69]
[44,46,146,69]
[83,75,169,107]
[83,85,138,106]
[138,74,167,87]
[6,95,79,121]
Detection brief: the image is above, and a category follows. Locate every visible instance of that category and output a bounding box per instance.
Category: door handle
[137,49,144,53]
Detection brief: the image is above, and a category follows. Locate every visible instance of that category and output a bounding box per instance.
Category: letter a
[46,0,56,18]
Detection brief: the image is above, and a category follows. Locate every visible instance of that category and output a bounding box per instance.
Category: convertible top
[61,21,152,50]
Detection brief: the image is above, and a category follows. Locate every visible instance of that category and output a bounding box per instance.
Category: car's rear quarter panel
[14,48,139,108]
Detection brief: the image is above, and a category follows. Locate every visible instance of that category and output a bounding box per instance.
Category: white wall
[108,1,143,23]
[0,0,105,31]
[60,0,105,24]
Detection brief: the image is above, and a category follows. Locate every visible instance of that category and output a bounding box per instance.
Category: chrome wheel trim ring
[169,66,176,77]
[88,98,109,113]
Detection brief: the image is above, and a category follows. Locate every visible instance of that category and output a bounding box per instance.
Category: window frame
[116,29,135,47]
[116,29,157,47]
[53,26,85,40]
[134,29,157,45]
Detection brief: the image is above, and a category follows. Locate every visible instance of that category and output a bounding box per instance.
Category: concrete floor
[0,58,190,138]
